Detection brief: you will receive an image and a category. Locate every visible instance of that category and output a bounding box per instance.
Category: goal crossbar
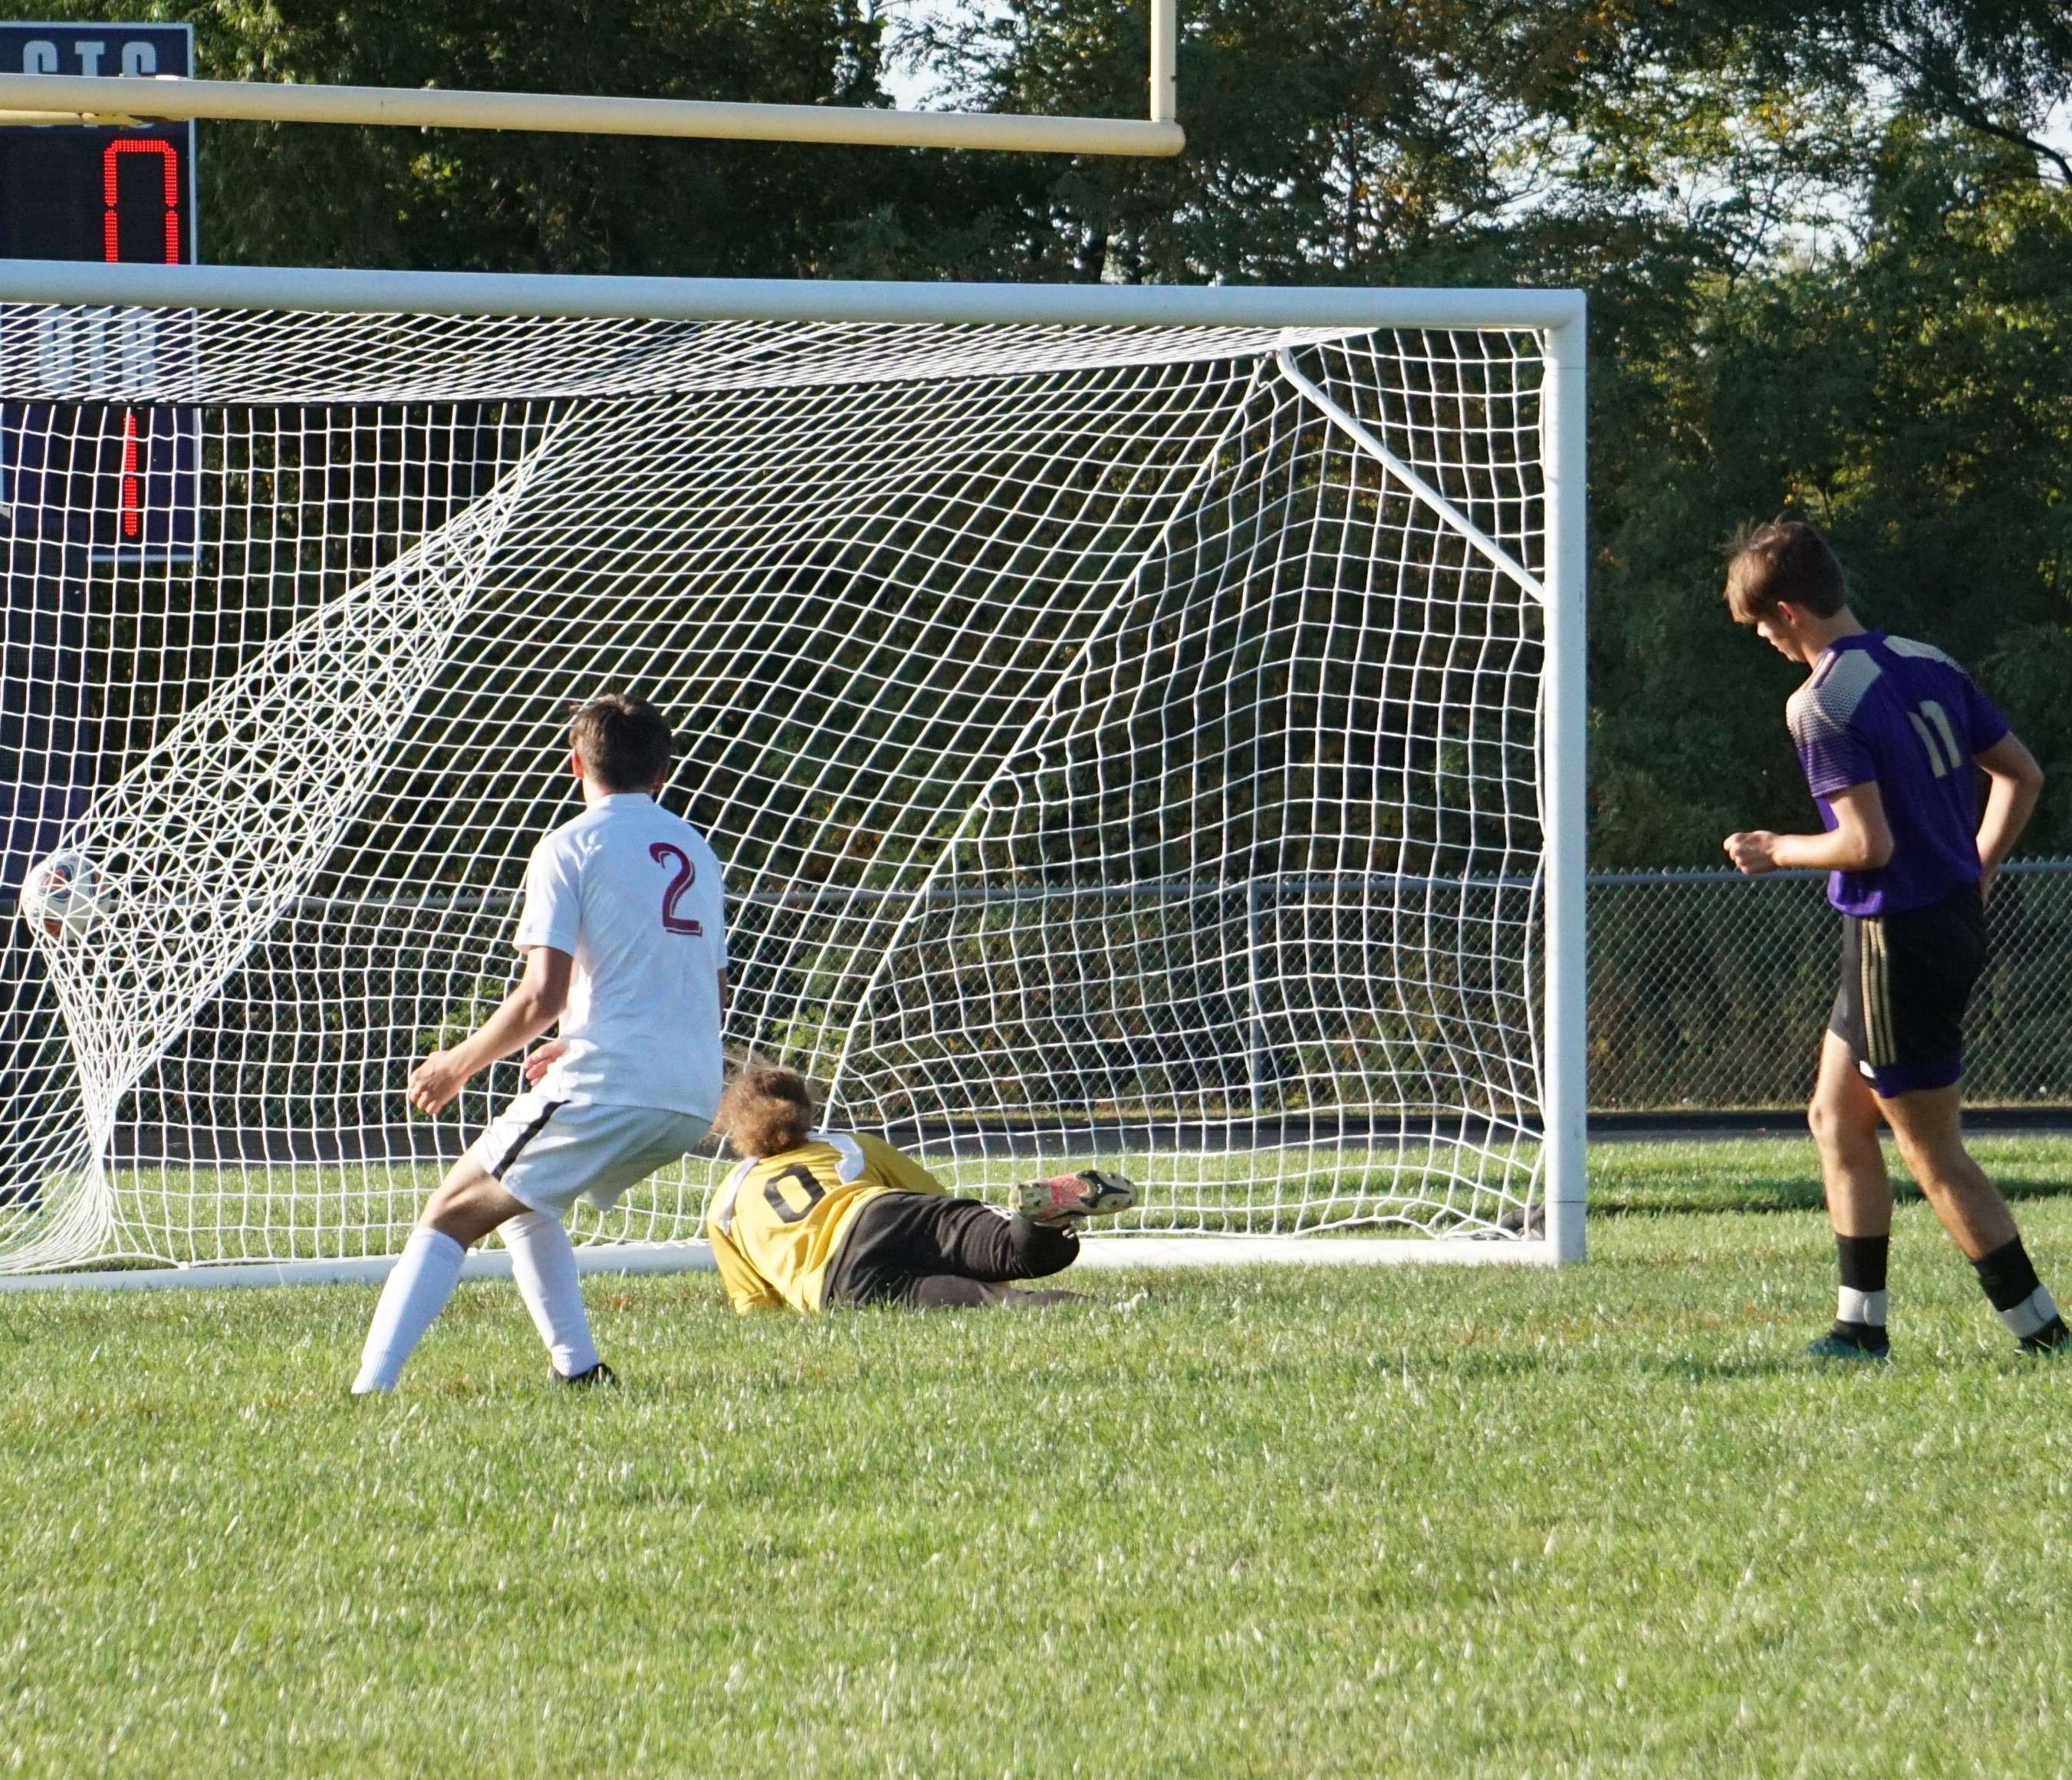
[0,73,1183,158]
[0,258,1585,332]
[0,2,1182,156]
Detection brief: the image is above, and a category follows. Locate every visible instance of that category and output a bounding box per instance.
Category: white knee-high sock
[504,1210,599,1377]
[353,1229,465,1393]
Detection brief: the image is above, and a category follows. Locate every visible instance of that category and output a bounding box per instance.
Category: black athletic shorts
[1827,883,1986,1097]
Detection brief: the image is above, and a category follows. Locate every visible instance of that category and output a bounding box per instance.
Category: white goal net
[0,275,1584,1276]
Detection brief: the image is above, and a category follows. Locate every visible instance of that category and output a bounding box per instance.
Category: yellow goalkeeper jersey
[705,1131,946,1314]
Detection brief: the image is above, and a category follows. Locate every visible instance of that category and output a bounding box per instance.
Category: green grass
[65,1133,2072,1265]
[5,1137,2072,1777]
[29,1143,1553,1267]
[1589,1132,2072,1217]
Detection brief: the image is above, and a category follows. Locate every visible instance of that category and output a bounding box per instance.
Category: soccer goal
[0,264,1585,1285]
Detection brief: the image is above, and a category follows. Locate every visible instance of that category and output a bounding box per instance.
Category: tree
[31,0,943,275]
[887,2,2072,863]
[23,0,2072,864]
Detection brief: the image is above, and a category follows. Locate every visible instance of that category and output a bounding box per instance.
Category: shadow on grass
[1593,1176,2072,1219]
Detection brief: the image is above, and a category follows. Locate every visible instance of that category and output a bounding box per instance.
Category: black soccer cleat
[554,1360,618,1388]
[1806,1323,1891,1364]
[2018,1316,2070,1357]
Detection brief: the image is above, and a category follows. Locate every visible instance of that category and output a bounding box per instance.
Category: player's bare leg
[1875,1084,2014,1258]
[417,1155,532,1246]
[1809,1031,1890,1237]
[1806,1031,1894,1360]
[1877,1084,2066,1353]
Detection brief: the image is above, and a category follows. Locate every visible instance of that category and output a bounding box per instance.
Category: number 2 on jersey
[649,842,705,936]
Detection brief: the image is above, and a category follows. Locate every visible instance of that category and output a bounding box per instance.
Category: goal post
[0,263,1587,1285]
[0,0,1184,158]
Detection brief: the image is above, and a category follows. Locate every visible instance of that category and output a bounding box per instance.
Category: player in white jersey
[352,694,728,1393]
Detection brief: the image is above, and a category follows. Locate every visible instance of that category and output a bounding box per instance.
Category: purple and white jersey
[1787,630,2008,917]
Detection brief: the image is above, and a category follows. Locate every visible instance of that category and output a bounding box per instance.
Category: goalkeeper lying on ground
[526,1048,1132,1312]
[705,1065,1136,1312]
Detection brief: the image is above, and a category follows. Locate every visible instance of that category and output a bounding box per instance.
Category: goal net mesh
[0,302,1551,1272]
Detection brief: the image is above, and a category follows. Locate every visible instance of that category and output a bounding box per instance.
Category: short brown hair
[568,693,673,792]
[715,1064,816,1159]
[1724,518,1849,623]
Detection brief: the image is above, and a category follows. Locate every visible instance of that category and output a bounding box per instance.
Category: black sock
[1974,1236,2041,1311]
[1834,1233,1889,1342]
[1837,1233,1889,1295]
[1972,1236,2062,1344]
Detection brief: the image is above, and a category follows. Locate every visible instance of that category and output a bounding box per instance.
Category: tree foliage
[35,0,2072,862]
[34,0,931,274]
[893,1,2072,862]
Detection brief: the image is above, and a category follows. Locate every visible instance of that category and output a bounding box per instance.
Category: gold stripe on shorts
[1861,918,1893,1068]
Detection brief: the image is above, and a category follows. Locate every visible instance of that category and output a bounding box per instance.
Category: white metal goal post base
[0,1235,1562,1294]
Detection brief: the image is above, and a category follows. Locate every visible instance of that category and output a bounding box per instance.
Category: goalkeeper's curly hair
[715,1064,816,1159]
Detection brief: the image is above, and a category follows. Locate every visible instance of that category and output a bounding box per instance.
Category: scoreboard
[0,22,198,561]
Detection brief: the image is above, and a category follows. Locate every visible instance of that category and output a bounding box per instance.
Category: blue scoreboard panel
[0,23,199,562]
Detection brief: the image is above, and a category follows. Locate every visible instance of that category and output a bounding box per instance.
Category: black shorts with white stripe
[1827,883,1986,1097]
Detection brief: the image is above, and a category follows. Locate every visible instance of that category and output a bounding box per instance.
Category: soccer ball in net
[20,851,100,941]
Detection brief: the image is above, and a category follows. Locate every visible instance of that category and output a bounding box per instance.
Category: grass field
[54,1138,1555,1267]
[5,1136,2072,1777]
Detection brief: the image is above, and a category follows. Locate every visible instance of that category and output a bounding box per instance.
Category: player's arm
[1975,732,2044,897]
[1724,781,1893,877]
[709,1219,784,1314]
[855,1131,949,1196]
[409,946,574,1116]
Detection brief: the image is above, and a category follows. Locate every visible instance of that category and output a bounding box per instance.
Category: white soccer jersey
[513,791,728,1117]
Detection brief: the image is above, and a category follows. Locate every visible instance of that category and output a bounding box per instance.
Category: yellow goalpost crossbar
[0,0,1183,157]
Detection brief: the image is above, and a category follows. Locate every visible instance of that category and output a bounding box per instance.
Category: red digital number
[120,410,142,540]
[102,139,182,265]
[101,140,183,545]
[650,843,705,936]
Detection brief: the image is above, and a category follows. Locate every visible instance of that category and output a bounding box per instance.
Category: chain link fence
[8,860,2063,1163]
[1590,859,2072,1111]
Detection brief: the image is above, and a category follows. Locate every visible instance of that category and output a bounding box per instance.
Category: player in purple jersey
[1721,519,2065,1361]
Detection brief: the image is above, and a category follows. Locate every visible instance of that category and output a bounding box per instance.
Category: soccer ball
[20,851,100,940]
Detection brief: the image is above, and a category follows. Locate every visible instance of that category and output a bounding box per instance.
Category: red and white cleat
[1015,1169,1136,1228]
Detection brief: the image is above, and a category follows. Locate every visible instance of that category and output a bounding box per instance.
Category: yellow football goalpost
[0,0,1182,157]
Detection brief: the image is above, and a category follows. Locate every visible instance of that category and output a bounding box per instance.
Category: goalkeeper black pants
[823,1190,1079,1310]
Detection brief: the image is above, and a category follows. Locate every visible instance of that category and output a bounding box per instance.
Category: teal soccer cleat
[1806,1328,1891,1364]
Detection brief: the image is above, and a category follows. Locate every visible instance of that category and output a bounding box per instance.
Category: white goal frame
[0,262,1587,1290]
